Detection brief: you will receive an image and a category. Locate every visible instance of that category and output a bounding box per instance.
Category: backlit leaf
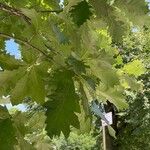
[123,60,146,77]
[69,0,93,26]
[44,69,80,137]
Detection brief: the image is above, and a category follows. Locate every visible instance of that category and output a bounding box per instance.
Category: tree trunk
[102,101,118,150]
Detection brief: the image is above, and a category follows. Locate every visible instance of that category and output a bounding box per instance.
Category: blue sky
[5,103,27,111]
[5,39,21,59]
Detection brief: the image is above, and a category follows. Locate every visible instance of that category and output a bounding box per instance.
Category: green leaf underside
[123,60,146,77]
[0,53,23,70]
[11,65,46,105]
[44,69,80,138]
[97,86,128,110]
[69,0,93,27]
[0,106,17,150]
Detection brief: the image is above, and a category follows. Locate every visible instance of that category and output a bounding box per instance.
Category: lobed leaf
[44,69,80,137]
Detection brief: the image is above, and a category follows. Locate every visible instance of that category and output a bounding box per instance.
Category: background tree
[113,28,150,150]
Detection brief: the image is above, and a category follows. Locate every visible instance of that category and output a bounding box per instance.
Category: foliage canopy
[0,0,149,149]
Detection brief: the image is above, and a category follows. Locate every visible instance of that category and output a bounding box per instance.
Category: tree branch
[0,32,50,58]
[0,2,31,24]
[0,32,68,69]
[0,2,63,24]
[38,9,63,13]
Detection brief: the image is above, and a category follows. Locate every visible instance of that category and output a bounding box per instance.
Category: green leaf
[77,107,91,133]
[69,0,93,26]
[53,25,69,44]
[11,64,47,105]
[0,107,17,150]
[0,53,23,70]
[44,69,80,138]
[96,85,128,110]
[11,73,29,105]
[90,0,130,43]
[15,138,35,150]
[26,111,46,132]
[108,125,116,139]
[120,75,142,91]
[78,83,91,133]
[29,66,46,104]
[107,0,115,6]
[114,0,149,26]
[21,46,38,64]
[12,111,36,150]
[89,56,120,88]
[67,55,88,74]
[79,82,91,117]
[0,118,17,150]
[21,8,39,28]
[123,60,146,77]
[12,111,27,137]
[90,0,149,43]
[82,75,99,91]
[0,105,10,119]
[0,68,25,96]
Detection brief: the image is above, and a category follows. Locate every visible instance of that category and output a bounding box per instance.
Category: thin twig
[0,32,49,58]
[0,2,31,24]
[38,9,63,13]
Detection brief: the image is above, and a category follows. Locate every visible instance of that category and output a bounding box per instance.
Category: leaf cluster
[0,0,149,147]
